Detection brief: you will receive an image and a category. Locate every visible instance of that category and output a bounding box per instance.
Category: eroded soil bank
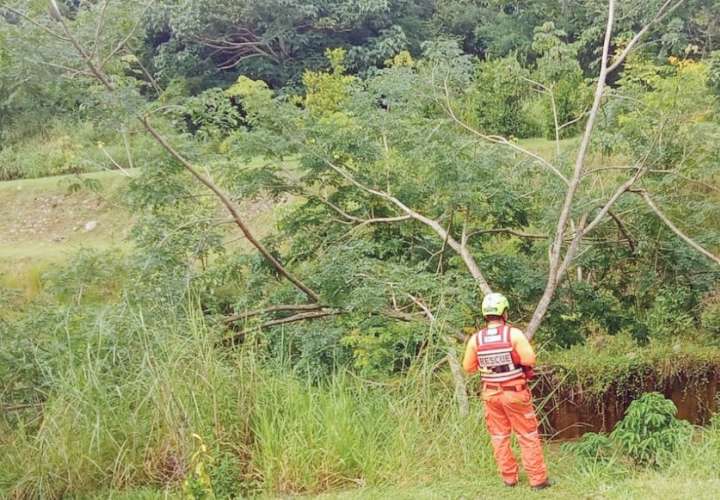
[534,368,719,439]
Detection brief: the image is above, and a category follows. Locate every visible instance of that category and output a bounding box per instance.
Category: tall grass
[0,303,495,498]
[3,294,720,498]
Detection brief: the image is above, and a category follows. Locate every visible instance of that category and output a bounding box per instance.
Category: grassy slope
[0,170,134,260]
[0,170,135,298]
[0,136,582,270]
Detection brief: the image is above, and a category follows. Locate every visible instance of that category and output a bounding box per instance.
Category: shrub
[610,392,692,466]
[470,56,537,137]
[645,287,695,339]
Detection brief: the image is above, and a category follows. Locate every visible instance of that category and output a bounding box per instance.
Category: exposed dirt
[0,171,135,257]
[535,370,719,439]
[1,192,115,244]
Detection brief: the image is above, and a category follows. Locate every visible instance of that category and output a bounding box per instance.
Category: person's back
[462,293,551,489]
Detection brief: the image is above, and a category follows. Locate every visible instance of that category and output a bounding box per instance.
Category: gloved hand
[510,351,535,380]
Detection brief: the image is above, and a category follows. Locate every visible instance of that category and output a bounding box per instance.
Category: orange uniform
[463,321,548,487]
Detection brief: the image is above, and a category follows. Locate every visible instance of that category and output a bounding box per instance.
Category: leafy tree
[469,55,538,137]
[144,0,435,88]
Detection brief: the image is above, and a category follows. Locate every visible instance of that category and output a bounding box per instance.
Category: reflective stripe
[481,369,525,382]
[478,347,514,355]
[518,431,539,438]
[490,433,511,441]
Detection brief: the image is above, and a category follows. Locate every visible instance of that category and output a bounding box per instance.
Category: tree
[6,0,719,394]
[144,0,434,88]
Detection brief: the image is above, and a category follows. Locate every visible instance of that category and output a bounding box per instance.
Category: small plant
[610,392,692,466]
[183,434,216,499]
[562,432,614,462]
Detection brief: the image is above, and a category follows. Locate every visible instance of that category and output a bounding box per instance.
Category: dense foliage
[1,1,720,496]
[1,0,718,370]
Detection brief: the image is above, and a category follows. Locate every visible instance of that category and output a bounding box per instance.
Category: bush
[470,56,538,137]
[645,287,695,339]
[610,392,692,466]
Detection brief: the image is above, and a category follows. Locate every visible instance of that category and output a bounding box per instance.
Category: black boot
[532,479,553,490]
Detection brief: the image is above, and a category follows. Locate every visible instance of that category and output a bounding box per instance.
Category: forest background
[1,0,720,498]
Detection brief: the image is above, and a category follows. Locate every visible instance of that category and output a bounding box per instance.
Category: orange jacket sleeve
[462,334,478,373]
[510,328,536,367]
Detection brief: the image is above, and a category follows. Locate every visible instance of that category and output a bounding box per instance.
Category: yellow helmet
[481,292,509,317]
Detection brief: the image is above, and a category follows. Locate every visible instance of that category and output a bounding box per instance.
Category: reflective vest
[475,323,525,383]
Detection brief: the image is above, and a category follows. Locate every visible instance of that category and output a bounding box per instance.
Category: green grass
[0,169,135,300]
[3,298,720,498]
[517,136,579,160]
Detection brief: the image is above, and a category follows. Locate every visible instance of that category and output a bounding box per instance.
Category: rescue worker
[462,292,551,489]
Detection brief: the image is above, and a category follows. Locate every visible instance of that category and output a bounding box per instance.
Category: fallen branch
[225,303,325,323]
[2,403,42,412]
[221,308,342,346]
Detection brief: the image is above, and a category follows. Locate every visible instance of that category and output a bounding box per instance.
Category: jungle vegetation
[1,0,720,497]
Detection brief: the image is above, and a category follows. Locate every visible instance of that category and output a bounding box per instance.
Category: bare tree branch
[525,0,618,340]
[225,304,324,324]
[584,166,720,193]
[636,190,720,266]
[440,79,570,185]
[311,195,411,226]
[524,0,689,339]
[607,209,636,253]
[46,6,321,303]
[221,309,343,346]
[466,228,548,240]
[99,1,156,69]
[1,4,69,41]
[607,0,687,74]
[92,0,111,63]
[322,158,493,294]
[48,0,114,89]
[143,117,321,303]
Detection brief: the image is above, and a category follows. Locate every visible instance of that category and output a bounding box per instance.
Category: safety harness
[475,323,525,384]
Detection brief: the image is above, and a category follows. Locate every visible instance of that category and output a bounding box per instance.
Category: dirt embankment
[535,369,719,439]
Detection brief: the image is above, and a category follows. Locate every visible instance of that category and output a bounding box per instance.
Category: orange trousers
[483,384,548,486]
